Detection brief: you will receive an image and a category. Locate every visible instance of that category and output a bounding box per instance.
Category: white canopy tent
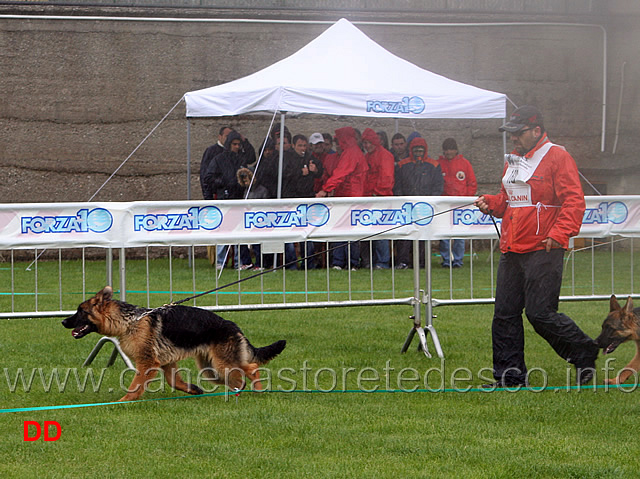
[183,18,507,197]
[185,18,506,119]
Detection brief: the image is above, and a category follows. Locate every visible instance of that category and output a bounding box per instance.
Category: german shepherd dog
[62,286,286,401]
[596,295,640,385]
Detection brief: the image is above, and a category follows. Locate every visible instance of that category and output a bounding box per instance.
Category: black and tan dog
[596,295,640,385]
[62,286,286,401]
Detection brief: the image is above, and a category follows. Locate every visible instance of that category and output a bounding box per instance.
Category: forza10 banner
[1,196,639,249]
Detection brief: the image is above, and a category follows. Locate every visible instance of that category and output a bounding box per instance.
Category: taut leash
[171,201,476,306]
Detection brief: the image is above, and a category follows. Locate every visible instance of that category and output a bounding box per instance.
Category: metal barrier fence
[2,235,638,358]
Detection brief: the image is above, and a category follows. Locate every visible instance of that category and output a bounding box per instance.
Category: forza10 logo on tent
[366,96,425,115]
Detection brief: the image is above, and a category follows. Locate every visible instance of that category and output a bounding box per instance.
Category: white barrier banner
[1,196,639,249]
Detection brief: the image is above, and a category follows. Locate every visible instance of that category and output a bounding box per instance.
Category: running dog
[62,286,286,401]
[596,295,640,385]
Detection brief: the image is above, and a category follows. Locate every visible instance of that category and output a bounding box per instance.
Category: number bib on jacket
[502,142,555,208]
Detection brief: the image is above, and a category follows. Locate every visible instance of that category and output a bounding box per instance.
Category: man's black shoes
[480,380,528,389]
[576,364,596,386]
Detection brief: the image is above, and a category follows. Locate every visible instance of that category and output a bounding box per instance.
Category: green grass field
[1,250,639,478]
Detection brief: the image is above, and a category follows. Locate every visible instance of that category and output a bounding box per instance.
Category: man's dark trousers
[492,249,598,384]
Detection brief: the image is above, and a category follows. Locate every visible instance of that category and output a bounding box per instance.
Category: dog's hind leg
[215,359,247,391]
[243,363,262,391]
[162,363,203,395]
[607,340,640,385]
[119,360,161,401]
[196,354,224,385]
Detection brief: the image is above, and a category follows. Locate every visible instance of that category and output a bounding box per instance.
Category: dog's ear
[96,286,113,303]
[610,295,621,312]
[624,296,634,314]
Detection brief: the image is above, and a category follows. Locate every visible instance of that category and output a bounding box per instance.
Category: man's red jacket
[437,154,477,196]
[362,128,394,196]
[322,127,368,197]
[482,133,585,254]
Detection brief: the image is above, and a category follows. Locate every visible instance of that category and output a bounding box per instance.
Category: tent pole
[277,112,286,199]
[187,119,192,200]
[186,118,193,268]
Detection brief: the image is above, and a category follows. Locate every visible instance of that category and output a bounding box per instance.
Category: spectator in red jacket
[475,105,598,388]
[317,127,368,270]
[437,138,477,268]
[316,126,368,198]
[361,128,395,269]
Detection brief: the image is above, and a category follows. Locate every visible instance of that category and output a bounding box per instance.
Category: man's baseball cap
[499,105,544,133]
[309,132,324,144]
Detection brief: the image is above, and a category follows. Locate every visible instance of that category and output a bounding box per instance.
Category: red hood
[361,128,381,148]
[408,137,429,161]
[335,126,359,150]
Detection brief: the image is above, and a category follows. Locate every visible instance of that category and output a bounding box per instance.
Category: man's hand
[316,190,328,198]
[542,238,561,252]
[474,196,490,215]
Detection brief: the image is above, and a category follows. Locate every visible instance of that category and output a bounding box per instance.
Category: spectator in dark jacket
[204,130,253,270]
[390,133,408,164]
[393,137,443,269]
[200,126,231,200]
[282,134,323,270]
[282,134,323,199]
[394,137,443,197]
[253,137,279,199]
[237,167,270,270]
[205,131,247,200]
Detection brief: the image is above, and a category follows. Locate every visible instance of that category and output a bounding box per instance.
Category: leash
[171,201,477,306]
[0,383,625,414]
[488,210,501,239]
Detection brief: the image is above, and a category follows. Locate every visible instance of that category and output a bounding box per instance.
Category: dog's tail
[253,339,286,365]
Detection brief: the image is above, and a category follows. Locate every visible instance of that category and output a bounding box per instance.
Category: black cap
[499,105,544,133]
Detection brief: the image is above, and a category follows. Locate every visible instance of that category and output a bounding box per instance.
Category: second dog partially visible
[596,295,640,385]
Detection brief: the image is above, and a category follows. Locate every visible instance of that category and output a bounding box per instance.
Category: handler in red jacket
[438,138,477,268]
[361,128,395,269]
[475,105,598,388]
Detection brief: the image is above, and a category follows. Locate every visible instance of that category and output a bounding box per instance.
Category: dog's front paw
[187,384,204,395]
[118,393,142,402]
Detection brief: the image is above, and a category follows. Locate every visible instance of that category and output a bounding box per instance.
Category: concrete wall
[0,2,638,203]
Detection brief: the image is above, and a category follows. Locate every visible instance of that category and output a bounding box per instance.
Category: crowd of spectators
[200,125,476,271]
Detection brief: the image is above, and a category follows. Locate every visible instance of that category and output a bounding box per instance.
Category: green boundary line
[1,384,633,414]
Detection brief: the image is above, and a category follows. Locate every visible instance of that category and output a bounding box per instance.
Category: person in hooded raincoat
[360,128,394,269]
[393,136,443,269]
[316,127,368,270]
